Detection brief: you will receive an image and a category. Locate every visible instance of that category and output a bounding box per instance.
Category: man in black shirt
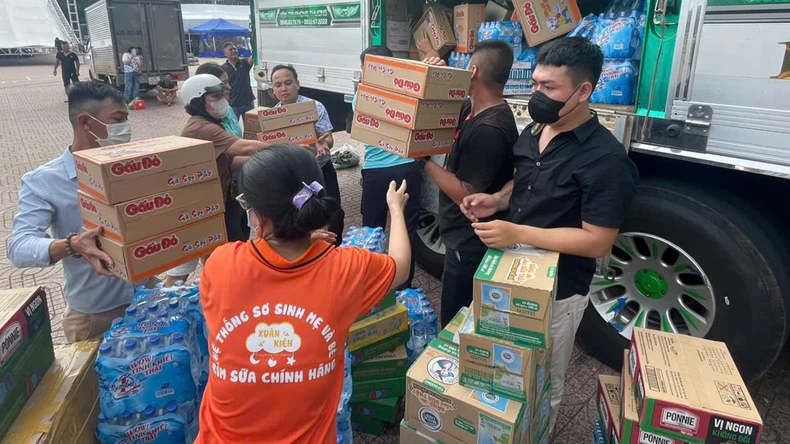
[54,41,80,101]
[461,37,639,434]
[419,40,519,328]
[155,73,179,106]
[221,43,255,118]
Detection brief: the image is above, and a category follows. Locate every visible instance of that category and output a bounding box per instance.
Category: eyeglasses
[236,193,249,211]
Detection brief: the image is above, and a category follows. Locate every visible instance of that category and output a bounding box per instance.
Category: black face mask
[527,84,582,124]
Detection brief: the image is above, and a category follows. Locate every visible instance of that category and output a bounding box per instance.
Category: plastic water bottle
[425,308,439,340]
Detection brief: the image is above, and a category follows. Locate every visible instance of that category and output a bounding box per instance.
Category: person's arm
[460,178,515,222]
[226,138,269,157]
[315,132,334,156]
[122,53,131,66]
[155,84,164,92]
[230,155,250,171]
[386,181,411,290]
[53,56,60,75]
[473,221,619,258]
[314,102,334,156]
[195,123,270,157]
[75,57,80,73]
[415,30,440,60]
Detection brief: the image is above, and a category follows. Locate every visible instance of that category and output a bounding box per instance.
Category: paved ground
[0,62,787,443]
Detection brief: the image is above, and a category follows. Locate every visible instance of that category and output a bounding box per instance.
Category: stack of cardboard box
[242,102,320,146]
[403,246,559,443]
[351,55,471,158]
[347,290,410,436]
[596,328,763,444]
[74,136,227,283]
[0,288,55,441]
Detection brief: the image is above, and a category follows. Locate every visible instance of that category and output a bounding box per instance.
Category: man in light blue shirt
[8,81,136,343]
[353,46,423,288]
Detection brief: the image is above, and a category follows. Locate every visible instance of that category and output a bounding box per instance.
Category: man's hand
[53,69,57,76]
[315,133,331,156]
[423,56,446,67]
[311,229,337,245]
[71,227,115,277]
[386,180,409,214]
[472,220,521,249]
[461,193,500,222]
[416,30,440,60]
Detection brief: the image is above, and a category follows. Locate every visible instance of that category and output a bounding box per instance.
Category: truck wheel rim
[417,211,446,255]
[589,232,716,340]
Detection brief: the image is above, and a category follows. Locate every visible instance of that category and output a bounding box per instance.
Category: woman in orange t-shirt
[196,144,411,443]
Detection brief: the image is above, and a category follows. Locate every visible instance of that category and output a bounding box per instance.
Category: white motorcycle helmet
[181,74,230,104]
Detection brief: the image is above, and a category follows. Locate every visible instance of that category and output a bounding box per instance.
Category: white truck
[84,0,189,92]
[251,0,790,382]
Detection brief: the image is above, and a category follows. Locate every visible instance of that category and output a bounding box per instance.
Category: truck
[250,0,790,383]
[84,0,189,92]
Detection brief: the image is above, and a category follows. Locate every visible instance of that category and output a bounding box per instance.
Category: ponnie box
[357,289,397,321]
[513,0,582,47]
[348,303,408,352]
[355,84,463,130]
[362,55,471,101]
[598,374,622,444]
[73,136,217,205]
[0,288,54,441]
[257,101,319,132]
[78,180,225,244]
[619,350,688,444]
[405,339,528,444]
[629,328,762,444]
[350,330,409,366]
[98,214,227,284]
[351,112,455,158]
[412,6,456,56]
[2,341,100,444]
[351,345,408,382]
[454,4,486,53]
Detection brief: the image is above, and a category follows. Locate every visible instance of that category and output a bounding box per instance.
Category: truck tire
[578,178,788,383]
[414,210,445,279]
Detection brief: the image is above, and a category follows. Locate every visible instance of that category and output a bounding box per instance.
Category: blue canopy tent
[188,18,251,58]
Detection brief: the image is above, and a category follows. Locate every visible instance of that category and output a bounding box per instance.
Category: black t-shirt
[57,52,79,74]
[507,112,639,300]
[158,80,177,89]
[438,99,518,251]
[222,58,255,107]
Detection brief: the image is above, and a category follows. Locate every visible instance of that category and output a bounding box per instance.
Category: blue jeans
[124,72,140,102]
[231,102,255,120]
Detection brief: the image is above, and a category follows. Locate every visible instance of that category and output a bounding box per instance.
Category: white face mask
[207,97,230,119]
[88,115,133,147]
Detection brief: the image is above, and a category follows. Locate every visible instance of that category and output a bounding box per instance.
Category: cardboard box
[351,376,406,403]
[438,306,469,345]
[413,6,456,56]
[531,384,552,442]
[0,288,54,441]
[352,346,408,382]
[256,122,318,146]
[357,289,398,322]
[351,414,385,436]
[351,112,455,158]
[629,328,762,444]
[486,0,515,22]
[362,55,472,101]
[243,106,267,133]
[593,418,608,444]
[598,374,622,443]
[351,329,409,366]
[474,247,559,320]
[257,101,319,132]
[454,4,486,53]
[348,303,408,352]
[385,0,407,21]
[355,84,464,131]
[459,326,552,402]
[73,136,218,205]
[99,215,227,283]
[619,350,688,444]
[513,0,582,47]
[2,341,100,444]
[351,396,402,423]
[399,419,440,443]
[78,180,225,244]
[387,20,412,52]
[474,305,552,348]
[405,339,528,444]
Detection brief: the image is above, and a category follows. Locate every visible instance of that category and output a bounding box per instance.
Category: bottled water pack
[336,346,353,444]
[591,59,639,105]
[341,226,387,253]
[396,288,438,364]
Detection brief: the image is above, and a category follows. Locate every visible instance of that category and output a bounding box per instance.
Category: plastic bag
[331,144,360,170]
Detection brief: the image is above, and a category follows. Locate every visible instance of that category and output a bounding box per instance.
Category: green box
[351,413,384,436]
[0,288,55,441]
[350,396,402,423]
[355,289,397,322]
[350,376,406,403]
[437,306,468,345]
[350,329,408,366]
[348,303,408,351]
[351,345,407,382]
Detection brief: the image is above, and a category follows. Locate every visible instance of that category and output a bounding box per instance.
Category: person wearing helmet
[163,74,271,286]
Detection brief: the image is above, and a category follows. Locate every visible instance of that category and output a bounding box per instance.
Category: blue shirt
[8,147,135,313]
[352,93,413,170]
[276,95,333,166]
[222,109,244,181]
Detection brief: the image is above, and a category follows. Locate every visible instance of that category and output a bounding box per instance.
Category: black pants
[440,247,486,328]
[361,162,423,289]
[62,70,79,87]
[321,161,344,246]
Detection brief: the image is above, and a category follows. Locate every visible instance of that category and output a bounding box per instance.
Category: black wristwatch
[65,233,82,259]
